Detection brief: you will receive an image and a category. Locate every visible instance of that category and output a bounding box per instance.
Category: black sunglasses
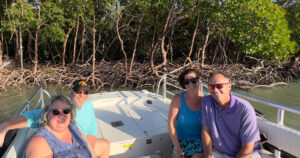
[183,77,198,85]
[51,108,72,116]
[75,90,88,95]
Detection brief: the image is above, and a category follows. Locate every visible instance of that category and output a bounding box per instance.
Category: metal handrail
[16,86,51,115]
[156,73,300,126]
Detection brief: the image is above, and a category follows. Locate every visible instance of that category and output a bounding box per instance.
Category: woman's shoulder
[26,136,52,157]
[27,136,48,145]
[172,93,182,102]
[170,93,182,108]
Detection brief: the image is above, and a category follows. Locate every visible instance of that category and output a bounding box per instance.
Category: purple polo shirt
[202,94,261,156]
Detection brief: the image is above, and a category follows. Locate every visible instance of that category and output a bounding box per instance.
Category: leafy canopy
[221,0,296,59]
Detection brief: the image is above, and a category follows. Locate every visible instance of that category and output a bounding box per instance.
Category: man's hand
[0,128,7,147]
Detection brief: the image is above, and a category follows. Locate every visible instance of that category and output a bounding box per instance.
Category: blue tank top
[175,91,207,139]
[24,124,93,158]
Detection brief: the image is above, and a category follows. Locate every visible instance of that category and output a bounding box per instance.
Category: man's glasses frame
[208,83,229,90]
[183,77,199,85]
[51,108,72,116]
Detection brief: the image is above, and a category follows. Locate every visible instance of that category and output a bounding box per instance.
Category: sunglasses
[183,77,198,85]
[51,108,72,116]
[75,90,88,95]
[208,83,229,90]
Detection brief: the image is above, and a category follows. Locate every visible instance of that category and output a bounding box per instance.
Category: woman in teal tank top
[168,68,209,158]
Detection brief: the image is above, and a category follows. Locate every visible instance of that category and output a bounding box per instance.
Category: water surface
[1,82,300,130]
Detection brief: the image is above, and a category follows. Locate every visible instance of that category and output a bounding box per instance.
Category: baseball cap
[72,79,88,93]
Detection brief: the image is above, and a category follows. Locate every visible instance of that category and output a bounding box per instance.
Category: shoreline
[0,60,300,95]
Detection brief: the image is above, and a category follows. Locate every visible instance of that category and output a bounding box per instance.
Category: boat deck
[3,89,299,158]
[89,90,172,157]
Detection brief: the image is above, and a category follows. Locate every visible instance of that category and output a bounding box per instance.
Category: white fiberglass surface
[91,91,171,143]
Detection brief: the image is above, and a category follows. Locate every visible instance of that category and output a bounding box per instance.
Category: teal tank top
[175,91,207,139]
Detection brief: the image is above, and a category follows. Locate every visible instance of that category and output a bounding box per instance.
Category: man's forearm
[235,143,254,158]
[0,116,28,147]
[202,126,212,158]
[0,116,28,131]
[87,134,97,149]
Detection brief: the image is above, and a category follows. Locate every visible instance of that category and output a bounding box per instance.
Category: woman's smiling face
[47,100,71,132]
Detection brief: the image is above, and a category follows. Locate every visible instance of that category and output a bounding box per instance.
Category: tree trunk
[92,14,96,86]
[62,26,74,67]
[19,1,23,69]
[0,31,3,66]
[80,21,86,63]
[15,30,19,64]
[169,28,174,63]
[150,14,158,76]
[129,12,144,75]
[201,23,210,67]
[27,30,33,62]
[72,17,79,65]
[33,0,41,75]
[186,8,200,64]
[0,18,3,66]
[218,36,228,64]
[115,3,128,85]
[100,36,117,62]
[160,0,176,67]
[85,29,102,65]
[19,26,23,69]
[151,43,160,76]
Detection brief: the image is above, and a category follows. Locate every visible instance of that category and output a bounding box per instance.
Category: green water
[1,82,300,130]
[0,85,70,122]
[237,81,300,131]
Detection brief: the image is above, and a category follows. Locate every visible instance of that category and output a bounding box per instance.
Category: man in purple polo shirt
[201,72,261,158]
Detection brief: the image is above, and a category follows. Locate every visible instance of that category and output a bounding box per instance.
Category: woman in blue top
[168,68,208,158]
[24,95,94,158]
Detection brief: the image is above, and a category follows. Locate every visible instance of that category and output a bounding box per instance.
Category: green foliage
[0,0,299,66]
[285,0,300,52]
[1,1,36,32]
[221,0,296,59]
[40,1,66,42]
[44,67,54,73]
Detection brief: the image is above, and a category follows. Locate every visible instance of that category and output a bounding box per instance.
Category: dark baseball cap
[72,79,88,92]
